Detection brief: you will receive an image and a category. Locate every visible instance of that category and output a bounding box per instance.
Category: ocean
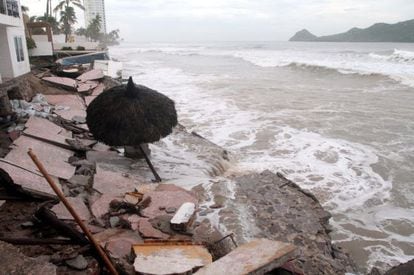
[110,41,414,272]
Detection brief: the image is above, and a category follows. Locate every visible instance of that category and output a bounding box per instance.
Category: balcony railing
[0,0,20,18]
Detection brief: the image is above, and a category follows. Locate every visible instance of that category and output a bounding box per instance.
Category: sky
[21,0,414,42]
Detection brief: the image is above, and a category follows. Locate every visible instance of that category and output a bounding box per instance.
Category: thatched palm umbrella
[86,77,178,182]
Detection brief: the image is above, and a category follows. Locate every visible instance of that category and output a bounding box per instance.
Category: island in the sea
[290,19,414,42]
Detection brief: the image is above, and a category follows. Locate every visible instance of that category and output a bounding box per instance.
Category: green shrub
[76,46,86,51]
[26,37,36,49]
[61,46,73,50]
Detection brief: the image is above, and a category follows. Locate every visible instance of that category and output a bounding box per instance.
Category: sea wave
[229,49,414,88]
[127,45,414,88]
[369,49,414,64]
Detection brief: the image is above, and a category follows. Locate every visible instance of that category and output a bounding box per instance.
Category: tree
[59,6,76,42]
[53,0,84,14]
[75,27,87,36]
[53,0,83,42]
[100,29,121,46]
[86,15,102,42]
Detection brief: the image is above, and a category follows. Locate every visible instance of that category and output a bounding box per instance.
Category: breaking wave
[122,43,414,88]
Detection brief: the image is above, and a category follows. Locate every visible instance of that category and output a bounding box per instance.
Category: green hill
[289,19,414,42]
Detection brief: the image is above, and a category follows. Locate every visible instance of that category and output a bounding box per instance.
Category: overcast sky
[21,0,414,42]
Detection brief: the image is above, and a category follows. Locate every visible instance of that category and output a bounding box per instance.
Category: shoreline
[0,70,410,274]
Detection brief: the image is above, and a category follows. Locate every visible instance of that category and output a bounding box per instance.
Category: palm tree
[86,15,102,41]
[59,6,77,42]
[54,0,83,42]
[53,0,84,13]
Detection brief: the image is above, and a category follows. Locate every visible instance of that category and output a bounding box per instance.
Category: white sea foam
[110,45,414,271]
[116,44,414,88]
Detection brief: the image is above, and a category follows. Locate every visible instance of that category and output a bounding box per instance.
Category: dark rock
[384,259,414,275]
[150,215,173,234]
[138,218,169,239]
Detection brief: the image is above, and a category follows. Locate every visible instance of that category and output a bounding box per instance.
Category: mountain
[289,19,414,42]
[289,29,318,41]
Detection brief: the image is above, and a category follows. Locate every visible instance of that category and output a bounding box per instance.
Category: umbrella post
[138,144,162,182]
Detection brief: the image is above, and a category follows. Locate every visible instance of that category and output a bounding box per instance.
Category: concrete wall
[29,35,53,56]
[0,26,13,79]
[6,26,30,77]
[29,41,53,56]
[0,13,20,27]
[53,34,89,43]
[55,42,100,50]
[0,0,29,78]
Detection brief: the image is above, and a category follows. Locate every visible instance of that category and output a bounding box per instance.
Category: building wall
[0,26,13,80]
[0,0,30,78]
[84,0,107,34]
[6,26,30,77]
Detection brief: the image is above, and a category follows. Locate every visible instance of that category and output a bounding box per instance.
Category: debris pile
[0,69,317,274]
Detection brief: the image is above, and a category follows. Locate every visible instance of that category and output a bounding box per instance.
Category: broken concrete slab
[133,242,212,275]
[94,228,143,259]
[93,164,138,195]
[137,218,169,239]
[44,94,86,121]
[0,240,57,274]
[68,174,92,188]
[140,190,198,219]
[43,76,77,90]
[195,239,296,275]
[51,197,91,221]
[90,194,122,221]
[23,116,69,147]
[91,83,105,96]
[85,96,96,106]
[0,159,61,198]
[77,81,99,93]
[170,202,196,232]
[77,69,104,82]
[5,135,75,179]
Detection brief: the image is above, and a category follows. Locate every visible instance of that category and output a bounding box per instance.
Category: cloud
[21,0,413,41]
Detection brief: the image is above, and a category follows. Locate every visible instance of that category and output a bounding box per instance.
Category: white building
[0,0,30,82]
[84,0,107,34]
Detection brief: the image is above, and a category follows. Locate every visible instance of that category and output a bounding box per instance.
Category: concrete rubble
[0,69,364,274]
[196,239,296,275]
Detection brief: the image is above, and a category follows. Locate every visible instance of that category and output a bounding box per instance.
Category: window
[14,36,24,62]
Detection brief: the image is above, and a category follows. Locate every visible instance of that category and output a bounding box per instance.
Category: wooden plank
[195,239,296,275]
